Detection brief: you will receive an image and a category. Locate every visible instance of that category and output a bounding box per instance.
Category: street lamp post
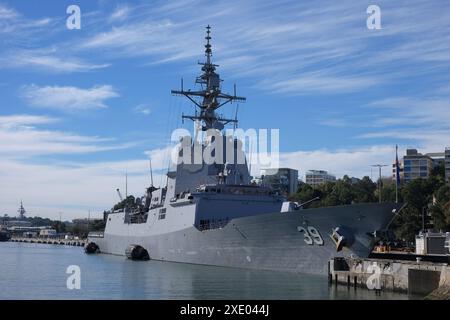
[58,212,62,238]
[371,164,388,203]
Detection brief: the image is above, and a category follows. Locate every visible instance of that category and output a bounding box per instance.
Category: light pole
[58,212,62,238]
[371,164,388,203]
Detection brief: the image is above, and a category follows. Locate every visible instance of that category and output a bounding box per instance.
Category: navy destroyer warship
[87,26,402,275]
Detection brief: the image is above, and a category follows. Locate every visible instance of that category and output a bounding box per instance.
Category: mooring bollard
[354,276,357,289]
[334,274,338,286]
[328,261,333,285]
[347,275,350,288]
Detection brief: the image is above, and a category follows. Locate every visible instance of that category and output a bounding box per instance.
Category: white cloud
[0,114,133,157]
[0,142,174,220]
[266,73,377,95]
[0,158,166,220]
[133,104,151,115]
[21,84,119,111]
[0,4,18,20]
[75,0,450,95]
[278,146,398,180]
[0,3,54,35]
[0,114,58,127]
[110,5,131,21]
[2,51,110,73]
[247,145,398,180]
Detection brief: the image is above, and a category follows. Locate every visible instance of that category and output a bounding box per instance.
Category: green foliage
[292,176,377,208]
[113,195,136,211]
[430,184,450,230]
[394,167,449,241]
[91,219,106,231]
[51,221,66,233]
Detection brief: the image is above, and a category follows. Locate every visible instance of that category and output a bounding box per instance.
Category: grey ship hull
[92,202,400,275]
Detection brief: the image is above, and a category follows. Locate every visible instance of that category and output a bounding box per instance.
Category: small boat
[0,230,11,242]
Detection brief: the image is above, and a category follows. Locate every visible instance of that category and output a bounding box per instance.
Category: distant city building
[394,148,449,184]
[305,170,336,186]
[261,168,299,195]
[392,161,404,182]
[5,220,32,227]
[39,229,57,238]
[403,149,433,183]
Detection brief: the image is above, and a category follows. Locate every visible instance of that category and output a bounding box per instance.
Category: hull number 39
[297,226,324,245]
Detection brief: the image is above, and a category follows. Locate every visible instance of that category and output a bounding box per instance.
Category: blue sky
[1,0,450,219]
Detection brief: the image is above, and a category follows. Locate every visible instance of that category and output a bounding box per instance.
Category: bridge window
[158,208,166,220]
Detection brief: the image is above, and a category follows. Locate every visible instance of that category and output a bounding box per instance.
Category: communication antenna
[249,140,253,177]
[125,170,128,199]
[149,158,154,187]
[233,104,239,130]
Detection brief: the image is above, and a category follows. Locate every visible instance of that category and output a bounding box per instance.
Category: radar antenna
[171,25,246,131]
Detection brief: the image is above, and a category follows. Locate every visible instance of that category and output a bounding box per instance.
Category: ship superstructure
[88,27,402,275]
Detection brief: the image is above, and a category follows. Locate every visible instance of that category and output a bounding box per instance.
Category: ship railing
[129,213,148,224]
[88,231,104,238]
[198,218,230,231]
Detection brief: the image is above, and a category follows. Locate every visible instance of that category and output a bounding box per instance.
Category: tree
[353,176,377,203]
[113,195,136,211]
[429,184,450,231]
[52,221,67,233]
[291,183,322,208]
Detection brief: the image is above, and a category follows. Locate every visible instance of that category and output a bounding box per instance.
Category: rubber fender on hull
[85,242,100,254]
[125,244,150,261]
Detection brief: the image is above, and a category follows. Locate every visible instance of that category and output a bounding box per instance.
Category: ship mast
[18,200,26,220]
[171,25,246,132]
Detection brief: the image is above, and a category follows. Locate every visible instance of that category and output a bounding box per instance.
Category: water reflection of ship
[88,26,403,275]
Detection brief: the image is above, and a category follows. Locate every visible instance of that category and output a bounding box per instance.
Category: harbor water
[0,242,420,300]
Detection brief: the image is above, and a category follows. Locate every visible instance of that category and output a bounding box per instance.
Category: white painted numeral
[297,226,313,245]
[297,225,324,245]
[307,226,324,245]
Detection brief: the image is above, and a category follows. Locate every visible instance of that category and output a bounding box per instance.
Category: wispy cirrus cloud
[368,97,450,128]
[0,114,58,127]
[0,3,108,74]
[0,3,54,36]
[3,0,450,95]
[21,84,119,111]
[109,4,132,22]
[133,104,151,115]
[0,114,134,158]
[0,4,18,20]
[70,0,450,94]
[355,94,450,151]
[0,50,110,73]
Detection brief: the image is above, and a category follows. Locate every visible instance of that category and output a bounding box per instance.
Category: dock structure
[9,237,86,247]
[329,256,450,296]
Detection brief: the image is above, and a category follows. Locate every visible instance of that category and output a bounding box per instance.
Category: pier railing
[9,236,87,247]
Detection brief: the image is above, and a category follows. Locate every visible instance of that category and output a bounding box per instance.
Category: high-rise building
[261,168,299,195]
[402,149,434,183]
[397,148,450,184]
[392,162,404,182]
[305,170,336,186]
